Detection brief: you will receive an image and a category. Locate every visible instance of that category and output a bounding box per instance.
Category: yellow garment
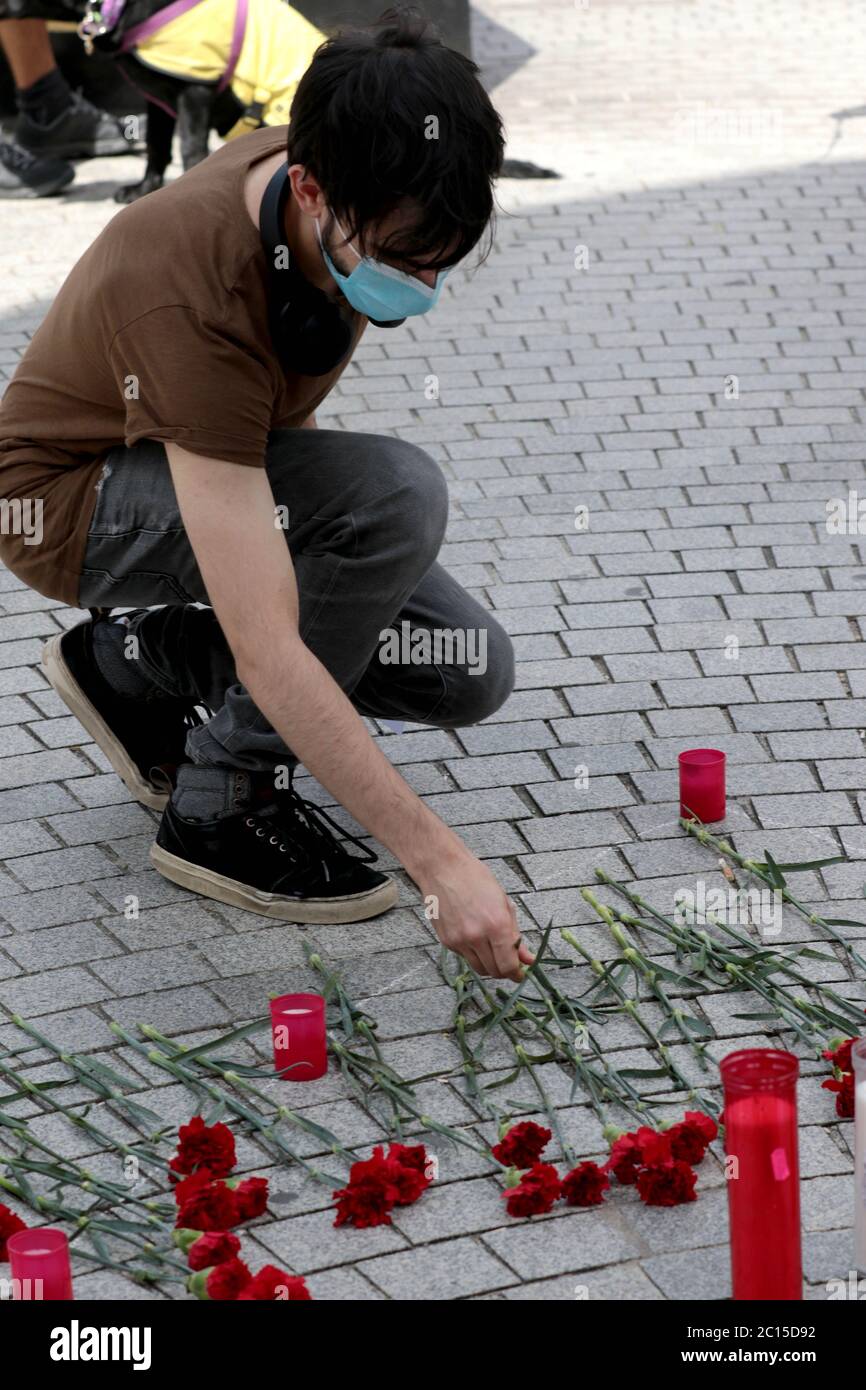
[133,0,325,136]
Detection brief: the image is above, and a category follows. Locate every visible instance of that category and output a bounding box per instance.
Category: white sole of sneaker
[149,843,399,923]
[41,633,169,811]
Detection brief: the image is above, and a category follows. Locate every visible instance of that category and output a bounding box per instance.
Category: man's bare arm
[166,443,532,980]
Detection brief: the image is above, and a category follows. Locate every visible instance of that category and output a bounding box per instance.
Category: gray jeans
[78,429,515,772]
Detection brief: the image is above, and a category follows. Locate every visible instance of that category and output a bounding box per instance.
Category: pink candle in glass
[270,992,327,1081]
[7,1228,73,1300]
[679,747,726,822]
[720,1048,802,1301]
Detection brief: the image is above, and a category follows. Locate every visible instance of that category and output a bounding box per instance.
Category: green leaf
[88,1230,114,1263]
[338,990,354,1041]
[619,1067,670,1079]
[648,964,702,990]
[731,1010,783,1020]
[204,1098,228,1126]
[75,1058,138,1091]
[657,1017,681,1040]
[10,1165,40,1209]
[773,856,846,872]
[170,1018,269,1062]
[681,1015,715,1037]
[483,1067,523,1091]
[762,851,786,889]
[792,947,838,963]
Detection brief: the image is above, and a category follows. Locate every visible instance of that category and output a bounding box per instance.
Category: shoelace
[0,142,39,173]
[243,776,377,884]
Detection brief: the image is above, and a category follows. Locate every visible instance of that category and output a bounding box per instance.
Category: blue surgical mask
[316,212,448,320]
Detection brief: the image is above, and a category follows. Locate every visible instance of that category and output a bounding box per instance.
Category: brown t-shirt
[0,125,365,607]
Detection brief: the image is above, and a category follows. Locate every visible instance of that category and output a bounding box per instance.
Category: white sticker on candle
[770,1146,790,1181]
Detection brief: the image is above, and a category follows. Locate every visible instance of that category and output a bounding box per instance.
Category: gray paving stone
[256,1207,408,1273]
[482,1211,643,1281]
[0,965,114,1016]
[501,1264,665,1301]
[3,921,124,971]
[640,1244,731,1300]
[358,1235,515,1298]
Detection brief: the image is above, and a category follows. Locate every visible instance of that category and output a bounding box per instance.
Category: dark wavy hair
[286,6,504,272]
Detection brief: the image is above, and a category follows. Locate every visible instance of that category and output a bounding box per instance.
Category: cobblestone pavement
[2,0,866,1300]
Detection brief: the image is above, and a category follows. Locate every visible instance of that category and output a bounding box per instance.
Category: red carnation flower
[387,1143,432,1205]
[231,1176,269,1221]
[634,1125,673,1166]
[173,1168,214,1208]
[502,1162,561,1217]
[175,1177,239,1232]
[561,1161,609,1208]
[636,1160,698,1207]
[823,1072,855,1119]
[169,1115,236,1181]
[0,1205,26,1261]
[187,1256,252,1301]
[667,1111,719,1164]
[238,1265,313,1300]
[822,1039,854,1074]
[206,1257,252,1301]
[333,1146,405,1228]
[605,1132,641,1185]
[491,1121,552,1168]
[186,1231,241,1272]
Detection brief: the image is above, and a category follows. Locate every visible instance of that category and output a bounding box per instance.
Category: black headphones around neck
[258,166,404,377]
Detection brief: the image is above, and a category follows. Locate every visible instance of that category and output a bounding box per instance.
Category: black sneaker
[151,782,398,924]
[41,616,204,810]
[0,139,74,197]
[15,91,142,160]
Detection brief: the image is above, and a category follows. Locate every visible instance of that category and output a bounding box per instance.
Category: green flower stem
[327,1035,410,1139]
[8,1014,171,1140]
[596,868,864,1049]
[563,923,708,1082]
[118,1025,343,1184]
[578,893,717,1111]
[0,1172,183,1273]
[476,957,647,1128]
[0,1055,167,1179]
[4,1146,173,1221]
[680,819,866,975]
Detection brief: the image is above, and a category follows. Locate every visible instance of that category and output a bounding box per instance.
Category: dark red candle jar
[678,747,726,822]
[7,1228,74,1300]
[720,1048,802,1300]
[270,992,327,1082]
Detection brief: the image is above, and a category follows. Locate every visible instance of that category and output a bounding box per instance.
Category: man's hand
[164,443,527,979]
[417,847,535,982]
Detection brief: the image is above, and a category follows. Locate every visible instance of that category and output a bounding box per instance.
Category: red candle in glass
[678,747,726,822]
[720,1048,802,1300]
[270,992,327,1081]
[7,1228,73,1300]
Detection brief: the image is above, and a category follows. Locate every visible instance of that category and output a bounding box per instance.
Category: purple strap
[218,0,248,93]
[119,0,204,52]
[120,0,248,97]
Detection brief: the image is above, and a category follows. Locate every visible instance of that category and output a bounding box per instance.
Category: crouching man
[0,8,532,981]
